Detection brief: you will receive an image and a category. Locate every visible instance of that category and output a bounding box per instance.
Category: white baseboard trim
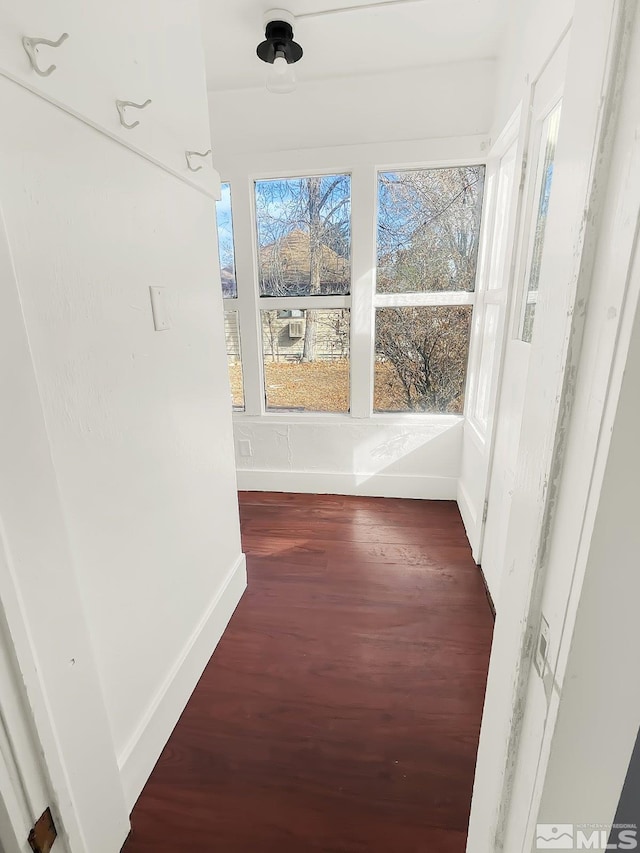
[236,469,457,500]
[118,553,247,811]
[457,481,478,553]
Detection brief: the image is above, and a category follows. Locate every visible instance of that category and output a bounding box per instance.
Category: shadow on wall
[352,422,462,484]
[233,418,463,498]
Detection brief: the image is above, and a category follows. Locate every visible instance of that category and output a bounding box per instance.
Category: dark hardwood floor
[123,492,494,853]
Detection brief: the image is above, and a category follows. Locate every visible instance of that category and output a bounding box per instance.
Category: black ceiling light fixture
[257,10,303,94]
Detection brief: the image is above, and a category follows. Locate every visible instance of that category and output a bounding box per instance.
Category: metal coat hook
[22,33,69,77]
[185,149,212,172]
[116,99,152,130]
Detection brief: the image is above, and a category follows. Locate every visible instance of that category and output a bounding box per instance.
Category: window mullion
[258,295,350,311]
[349,165,378,418]
[374,292,476,308]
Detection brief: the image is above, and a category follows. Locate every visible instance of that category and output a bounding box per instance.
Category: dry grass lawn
[229,359,411,412]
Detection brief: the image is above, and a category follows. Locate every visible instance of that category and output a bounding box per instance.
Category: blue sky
[215,182,235,270]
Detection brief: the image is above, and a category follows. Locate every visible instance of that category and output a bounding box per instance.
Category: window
[374,306,473,413]
[254,174,352,413]
[255,175,351,297]
[377,166,484,294]
[216,182,238,298]
[216,183,245,409]
[224,311,245,411]
[261,309,350,413]
[374,166,485,412]
[221,163,484,418]
[518,101,562,343]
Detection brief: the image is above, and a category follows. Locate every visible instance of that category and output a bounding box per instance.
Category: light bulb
[267,52,296,94]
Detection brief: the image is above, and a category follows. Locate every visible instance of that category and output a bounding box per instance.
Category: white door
[459,112,521,561]
[480,33,570,604]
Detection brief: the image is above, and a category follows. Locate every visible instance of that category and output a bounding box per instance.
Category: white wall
[0,0,244,823]
[490,0,574,139]
[536,293,640,843]
[209,60,497,156]
[236,416,462,499]
[0,199,128,852]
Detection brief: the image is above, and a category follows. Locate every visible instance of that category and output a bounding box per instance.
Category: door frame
[0,733,30,853]
[0,764,26,853]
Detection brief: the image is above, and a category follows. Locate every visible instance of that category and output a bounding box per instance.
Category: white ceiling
[200,0,509,91]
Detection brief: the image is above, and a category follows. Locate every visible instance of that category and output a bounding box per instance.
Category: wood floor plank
[123,492,493,853]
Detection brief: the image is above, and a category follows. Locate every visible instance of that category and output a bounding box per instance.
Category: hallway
[123,493,493,852]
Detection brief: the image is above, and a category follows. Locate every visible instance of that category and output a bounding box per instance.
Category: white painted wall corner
[117,554,247,810]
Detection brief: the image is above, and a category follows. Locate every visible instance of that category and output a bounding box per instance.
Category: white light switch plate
[149,286,170,331]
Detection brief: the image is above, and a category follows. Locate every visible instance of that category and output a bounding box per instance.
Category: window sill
[232,411,464,426]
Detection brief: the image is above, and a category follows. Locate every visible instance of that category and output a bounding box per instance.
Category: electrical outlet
[534,614,550,678]
[238,439,252,458]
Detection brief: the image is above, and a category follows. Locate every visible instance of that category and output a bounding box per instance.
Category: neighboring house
[259,228,350,296]
[225,308,349,363]
[261,309,349,362]
[226,229,351,363]
[224,312,242,363]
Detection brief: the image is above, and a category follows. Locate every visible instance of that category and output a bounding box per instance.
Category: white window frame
[217,145,487,422]
[217,182,246,411]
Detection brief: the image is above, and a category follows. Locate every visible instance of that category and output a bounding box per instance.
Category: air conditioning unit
[288,320,304,339]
